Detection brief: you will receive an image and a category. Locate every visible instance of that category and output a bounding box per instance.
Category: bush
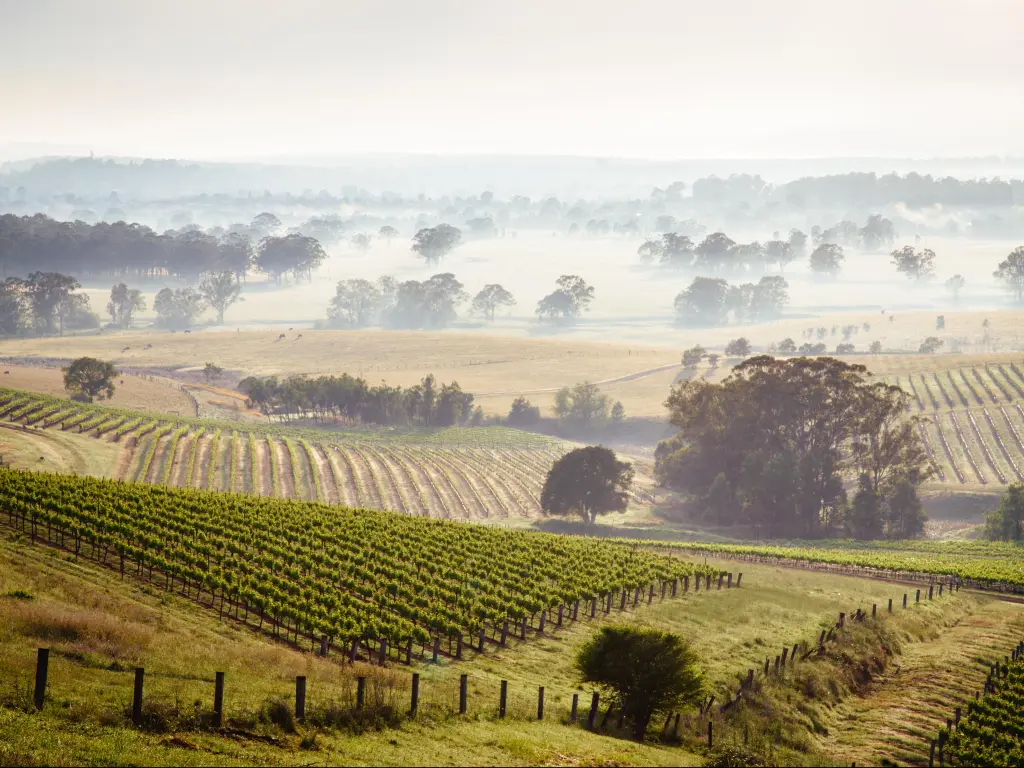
[507,396,541,427]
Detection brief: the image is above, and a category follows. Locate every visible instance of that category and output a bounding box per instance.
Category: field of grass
[0,422,121,478]
[4,511,1016,767]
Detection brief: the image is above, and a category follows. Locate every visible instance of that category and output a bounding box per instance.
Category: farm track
[193,433,214,491]
[253,438,272,497]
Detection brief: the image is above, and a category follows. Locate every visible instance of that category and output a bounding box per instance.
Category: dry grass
[5,601,155,661]
[0,364,194,416]
[0,423,121,478]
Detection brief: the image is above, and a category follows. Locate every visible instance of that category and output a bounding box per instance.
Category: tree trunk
[633,712,651,741]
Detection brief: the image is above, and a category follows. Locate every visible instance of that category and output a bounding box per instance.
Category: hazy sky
[2,0,1022,161]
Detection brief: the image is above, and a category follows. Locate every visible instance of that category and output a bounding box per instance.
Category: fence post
[132,667,144,725]
[320,636,328,657]
[410,673,419,717]
[648,584,654,604]
[459,674,468,714]
[295,676,306,722]
[33,648,49,712]
[521,617,527,640]
[456,635,463,660]
[746,669,754,687]
[872,604,876,618]
[718,573,724,590]
[588,692,600,730]
[903,593,908,608]
[888,598,893,613]
[539,611,546,634]
[792,643,799,662]
[214,671,225,727]
[737,573,742,587]
[916,589,921,603]
[708,720,713,749]
[570,693,579,724]
[499,680,508,718]
[727,573,733,589]
[955,706,960,726]
[939,583,943,596]
[929,585,934,600]
[839,612,845,628]
[357,676,366,710]
[557,605,564,627]
[537,686,545,720]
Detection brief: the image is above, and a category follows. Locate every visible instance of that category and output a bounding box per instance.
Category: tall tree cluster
[238,373,478,427]
[655,356,932,539]
[673,276,788,327]
[0,271,97,336]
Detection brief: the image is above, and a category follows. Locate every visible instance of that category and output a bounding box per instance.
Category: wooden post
[928,585,933,600]
[774,655,780,674]
[570,693,579,724]
[955,706,960,726]
[459,674,468,714]
[295,676,307,721]
[673,578,679,597]
[648,584,654,604]
[521,617,527,640]
[132,667,144,725]
[620,589,627,610]
[718,573,724,590]
[350,638,359,663]
[888,598,893,613]
[499,680,507,718]
[781,648,789,667]
[792,643,799,662]
[929,740,935,767]
[708,721,713,749]
[706,574,712,590]
[695,575,699,592]
[410,673,419,717]
[916,589,921,603]
[661,581,667,600]
[357,676,366,710]
[839,612,845,628]
[727,573,733,589]
[537,686,545,720]
[588,692,599,730]
[673,713,681,738]
[818,630,826,649]
[573,599,579,620]
[683,576,688,594]
[379,638,388,666]
[903,593,908,608]
[605,592,611,614]
[214,671,225,727]
[855,608,861,621]
[939,583,943,596]
[764,657,770,676]
[500,620,508,645]
[320,636,328,657]
[433,636,440,662]
[633,586,640,606]
[33,648,49,712]
[736,573,742,587]
[872,604,877,618]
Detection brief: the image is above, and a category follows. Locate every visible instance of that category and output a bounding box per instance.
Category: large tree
[945,274,966,301]
[809,244,845,277]
[656,356,932,538]
[63,357,117,402]
[553,381,610,431]
[536,275,594,324]
[471,284,516,322]
[25,272,81,335]
[985,483,1024,541]
[411,224,462,265]
[673,277,728,327]
[385,273,467,329]
[328,278,382,328]
[576,626,704,741]
[255,234,326,283]
[154,287,206,330]
[540,445,634,524]
[199,271,242,324]
[891,246,936,281]
[994,247,1024,303]
[107,283,146,328]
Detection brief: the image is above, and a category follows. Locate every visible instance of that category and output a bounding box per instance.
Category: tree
[107,283,146,328]
[890,246,936,281]
[62,357,117,403]
[536,275,594,324]
[809,244,844,277]
[945,274,966,301]
[787,229,808,258]
[694,232,736,272]
[378,225,399,247]
[553,381,610,431]
[218,232,254,281]
[681,345,707,368]
[25,272,81,335]
[199,271,242,324]
[860,214,896,252]
[154,287,206,330]
[836,343,855,354]
[252,212,282,234]
[749,276,789,320]
[994,247,1024,303]
[985,483,1024,541]
[656,357,931,538]
[707,353,720,368]
[351,233,372,251]
[848,473,885,540]
[611,401,626,423]
[203,362,224,383]
[724,338,751,357]
[411,224,462,265]
[328,279,381,328]
[637,239,663,264]
[540,446,634,524]
[886,478,926,538]
[659,234,694,269]
[507,396,541,427]
[576,626,704,741]
[0,279,27,336]
[778,338,797,355]
[762,240,794,273]
[869,341,883,354]
[256,234,326,283]
[384,273,467,329]
[919,337,944,354]
[471,284,516,322]
[673,277,728,327]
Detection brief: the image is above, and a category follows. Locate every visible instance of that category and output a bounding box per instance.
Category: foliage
[681,345,707,367]
[199,271,243,324]
[945,274,966,300]
[384,273,467,330]
[154,287,206,330]
[576,626,704,741]
[553,381,609,431]
[62,357,117,403]
[674,276,788,328]
[919,336,944,354]
[536,275,594,324]
[777,338,796,355]
[993,247,1024,303]
[656,356,932,538]
[724,338,751,357]
[507,396,541,427]
[202,362,224,384]
[327,278,384,329]
[985,483,1024,541]
[541,446,634,524]
[610,401,625,423]
[106,283,146,328]
[255,233,326,283]
[470,284,516,322]
[943,654,1024,766]
[809,244,845,277]
[890,246,936,281]
[411,224,462,265]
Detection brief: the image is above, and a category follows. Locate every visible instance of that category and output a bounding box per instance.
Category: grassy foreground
[3,521,1021,766]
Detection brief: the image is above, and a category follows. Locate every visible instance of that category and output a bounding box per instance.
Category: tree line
[237,373,480,427]
[655,356,932,539]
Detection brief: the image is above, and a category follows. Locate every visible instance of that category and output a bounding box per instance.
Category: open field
[3,500,1018,766]
[0,422,121,478]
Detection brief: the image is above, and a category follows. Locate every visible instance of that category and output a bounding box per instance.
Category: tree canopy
[655,356,932,538]
[107,283,146,328]
[62,357,117,403]
[541,445,634,524]
[553,381,610,431]
[411,224,462,265]
[576,626,704,741]
[471,284,516,322]
[994,247,1024,303]
[536,275,594,324]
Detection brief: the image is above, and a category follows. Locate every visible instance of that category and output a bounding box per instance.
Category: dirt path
[358,447,402,512]
[112,437,136,481]
[253,437,272,497]
[270,438,296,499]
[211,432,232,492]
[236,433,252,494]
[824,597,1024,766]
[473,362,683,397]
[373,446,426,515]
[167,432,191,487]
[310,444,339,505]
[144,436,170,484]
[326,446,362,507]
[193,434,214,490]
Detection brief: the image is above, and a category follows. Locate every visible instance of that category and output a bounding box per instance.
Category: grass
[0,422,120,478]
[1,524,1010,766]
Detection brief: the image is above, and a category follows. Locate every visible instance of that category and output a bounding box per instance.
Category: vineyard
[942,650,1024,766]
[0,468,720,661]
[0,387,594,519]
[885,362,1024,487]
[652,538,1024,591]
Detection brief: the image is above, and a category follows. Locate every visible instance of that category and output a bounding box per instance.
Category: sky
[1,0,1022,161]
